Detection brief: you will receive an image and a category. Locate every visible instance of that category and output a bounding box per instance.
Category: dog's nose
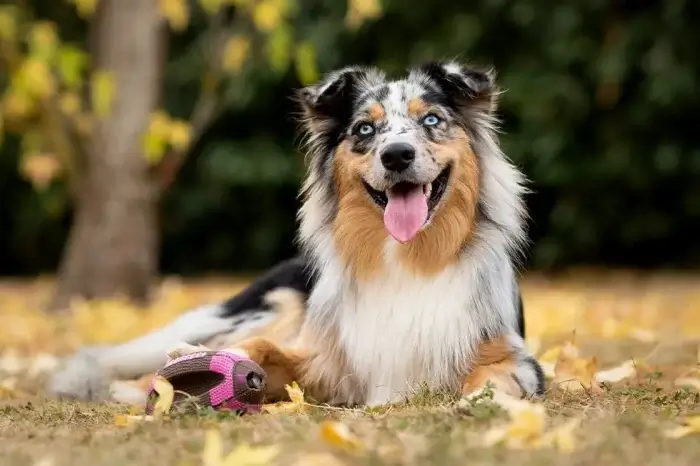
[380,143,415,173]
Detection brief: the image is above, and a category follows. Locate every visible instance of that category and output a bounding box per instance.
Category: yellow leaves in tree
[202,429,279,466]
[90,70,116,118]
[16,58,55,99]
[20,153,61,190]
[199,0,225,16]
[169,120,192,152]
[345,0,382,30]
[295,42,319,86]
[56,45,89,89]
[265,25,292,74]
[2,89,35,125]
[143,111,193,164]
[253,0,284,33]
[222,35,251,74]
[59,92,82,117]
[67,0,100,19]
[27,22,59,61]
[159,0,190,32]
[0,6,17,42]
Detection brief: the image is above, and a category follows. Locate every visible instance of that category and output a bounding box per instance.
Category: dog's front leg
[226,337,312,403]
[462,334,545,400]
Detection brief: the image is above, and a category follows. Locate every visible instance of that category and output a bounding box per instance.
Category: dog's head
[296,61,526,278]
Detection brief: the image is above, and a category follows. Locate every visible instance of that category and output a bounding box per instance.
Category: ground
[1,270,699,466]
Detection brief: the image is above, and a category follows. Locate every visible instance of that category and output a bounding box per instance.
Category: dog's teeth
[424,183,432,197]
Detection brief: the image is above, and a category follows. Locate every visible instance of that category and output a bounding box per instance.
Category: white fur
[303,225,522,406]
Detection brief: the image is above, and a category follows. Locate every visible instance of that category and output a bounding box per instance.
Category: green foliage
[1,0,699,274]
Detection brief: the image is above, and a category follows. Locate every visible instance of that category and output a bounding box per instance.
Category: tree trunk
[51,0,166,311]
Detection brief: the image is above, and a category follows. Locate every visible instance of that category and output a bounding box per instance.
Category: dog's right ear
[296,67,367,126]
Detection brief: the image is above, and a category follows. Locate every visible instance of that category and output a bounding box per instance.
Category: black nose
[380,143,415,173]
[246,372,264,391]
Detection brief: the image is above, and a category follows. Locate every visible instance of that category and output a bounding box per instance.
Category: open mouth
[362,165,451,213]
[362,165,452,243]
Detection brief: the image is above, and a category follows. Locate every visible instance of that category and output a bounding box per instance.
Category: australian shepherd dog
[47,61,545,407]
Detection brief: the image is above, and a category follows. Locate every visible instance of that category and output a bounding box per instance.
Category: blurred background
[0,0,699,317]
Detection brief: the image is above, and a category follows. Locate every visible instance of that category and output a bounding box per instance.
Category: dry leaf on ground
[202,428,279,466]
[552,335,604,394]
[152,375,174,416]
[484,391,581,452]
[319,421,365,454]
[295,453,346,466]
[664,416,700,439]
[114,414,155,426]
[263,381,306,414]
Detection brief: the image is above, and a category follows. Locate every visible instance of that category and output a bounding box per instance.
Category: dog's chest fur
[310,241,494,406]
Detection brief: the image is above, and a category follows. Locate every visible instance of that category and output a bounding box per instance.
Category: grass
[1,270,700,465]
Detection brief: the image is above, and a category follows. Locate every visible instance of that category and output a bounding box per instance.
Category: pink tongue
[383,185,428,243]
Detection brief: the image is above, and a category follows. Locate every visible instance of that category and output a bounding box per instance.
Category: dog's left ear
[417,61,499,116]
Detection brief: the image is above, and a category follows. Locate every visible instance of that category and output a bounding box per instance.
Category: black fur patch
[218,256,315,318]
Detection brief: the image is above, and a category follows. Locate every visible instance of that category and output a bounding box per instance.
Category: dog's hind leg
[46,257,313,403]
[46,303,261,403]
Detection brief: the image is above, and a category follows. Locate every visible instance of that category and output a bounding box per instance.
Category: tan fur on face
[332,128,480,279]
[367,103,385,121]
[332,142,387,280]
[407,98,428,117]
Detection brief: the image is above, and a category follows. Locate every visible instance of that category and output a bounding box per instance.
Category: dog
[47,60,545,407]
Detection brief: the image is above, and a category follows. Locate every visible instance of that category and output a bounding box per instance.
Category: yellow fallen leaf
[319,421,365,454]
[664,416,700,439]
[221,443,279,466]
[483,399,547,449]
[552,340,603,394]
[114,414,155,426]
[203,428,279,466]
[152,375,174,416]
[595,360,636,383]
[538,346,561,363]
[262,381,307,414]
[286,381,305,404]
[294,453,346,466]
[526,338,542,357]
[540,417,581,453]
[27,353,59,378]
[0,377,20,398]
[539,361,555,379]
[629,328,656,343]
[674,377,700,391]
[32,457,55,466]
[202,429,223,466]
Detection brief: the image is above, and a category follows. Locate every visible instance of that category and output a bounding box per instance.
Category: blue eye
[422,114,440,126]
[357,123,375,136]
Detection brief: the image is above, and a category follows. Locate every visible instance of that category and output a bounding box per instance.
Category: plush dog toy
[144,349,267,415]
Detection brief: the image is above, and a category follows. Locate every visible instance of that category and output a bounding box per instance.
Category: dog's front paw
[46,347,111,401]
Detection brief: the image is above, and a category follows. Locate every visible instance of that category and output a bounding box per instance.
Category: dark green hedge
[1,0,699,275]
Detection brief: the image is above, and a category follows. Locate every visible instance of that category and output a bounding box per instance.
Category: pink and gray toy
[144,350,267,415]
